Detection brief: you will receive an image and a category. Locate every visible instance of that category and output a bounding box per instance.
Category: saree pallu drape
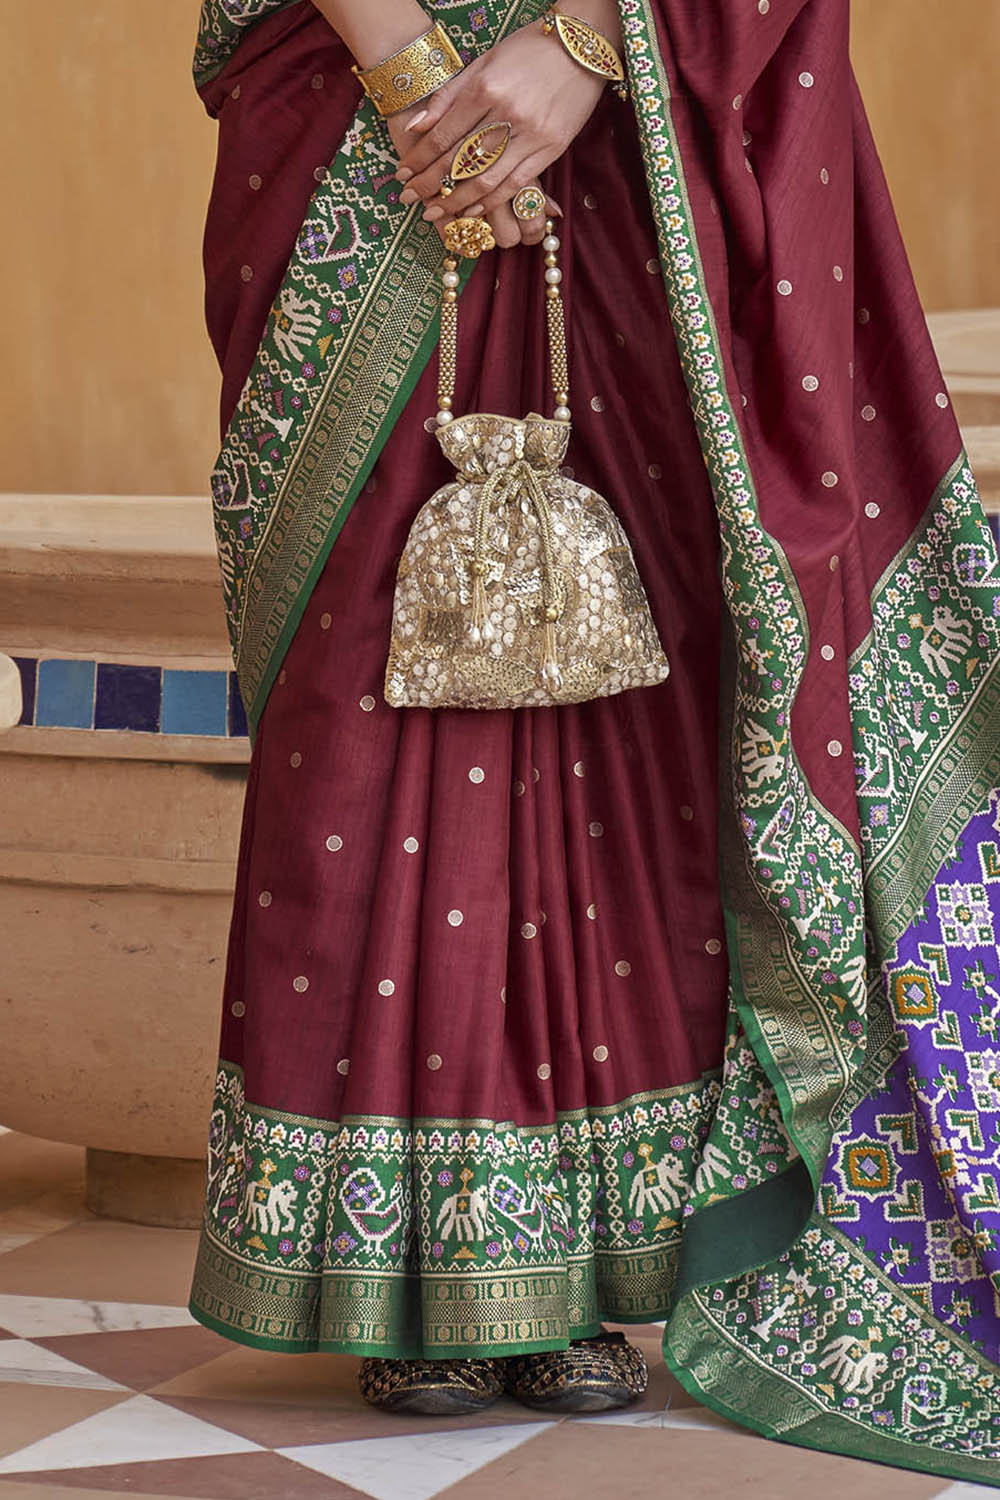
[190,0,1000,1484]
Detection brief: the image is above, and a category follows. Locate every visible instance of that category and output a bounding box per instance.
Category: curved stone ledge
[928,309,1000,427]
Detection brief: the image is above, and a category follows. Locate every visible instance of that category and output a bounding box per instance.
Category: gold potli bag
[384,216,670,710]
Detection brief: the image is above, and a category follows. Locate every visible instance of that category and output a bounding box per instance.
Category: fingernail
[396,167,414,183]
[406,109,428,131]
[423,205,444,222]
[399,188,419,205]
[549,201,564,217]
[466,203,484,217]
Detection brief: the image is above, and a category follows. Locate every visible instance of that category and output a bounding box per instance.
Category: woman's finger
[395,70,493,181]
[413,127,537,221]
[515,190,551,246]
[470,151,558,221]
[488,201,523,250]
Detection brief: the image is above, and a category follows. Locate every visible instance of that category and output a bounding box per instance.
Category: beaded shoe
[502,1330,648,1412]
[358,1356,504,1415]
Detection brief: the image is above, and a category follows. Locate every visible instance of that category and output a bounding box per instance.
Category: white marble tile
[575,1405,741,1432]
[932,1486,1000,1497]
[279,1423,551,1500]
[0,1338,128,1391]
[0,1393,261,1473]
[0,1295,197,1338]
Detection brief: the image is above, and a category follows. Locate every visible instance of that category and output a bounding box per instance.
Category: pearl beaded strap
[435,219,570,427]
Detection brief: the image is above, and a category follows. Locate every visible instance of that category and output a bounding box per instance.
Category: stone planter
[0,494,248,1227]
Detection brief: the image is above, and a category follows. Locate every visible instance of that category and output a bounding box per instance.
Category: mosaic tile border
[10,657,249,740]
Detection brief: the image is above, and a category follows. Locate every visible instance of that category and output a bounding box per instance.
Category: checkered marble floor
[0,1128,993,1500]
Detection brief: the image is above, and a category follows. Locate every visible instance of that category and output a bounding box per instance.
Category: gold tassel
[541,609,562,688]
[469,560,494,643]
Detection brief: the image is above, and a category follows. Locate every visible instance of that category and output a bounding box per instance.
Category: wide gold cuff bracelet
[352,21,464,118]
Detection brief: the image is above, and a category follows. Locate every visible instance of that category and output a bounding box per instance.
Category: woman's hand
[387,108,554,247]
[393,20,608,230]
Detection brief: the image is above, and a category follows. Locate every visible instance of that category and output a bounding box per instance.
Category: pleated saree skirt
[189,4,731,1358]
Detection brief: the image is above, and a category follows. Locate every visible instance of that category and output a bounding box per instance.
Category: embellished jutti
[190,0,1000,1483]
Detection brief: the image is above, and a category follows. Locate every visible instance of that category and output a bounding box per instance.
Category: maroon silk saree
[190,0,1000,1484]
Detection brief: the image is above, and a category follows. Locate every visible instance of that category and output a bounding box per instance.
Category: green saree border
[241,231,450,733]
[665,1289,1000,1488]
[194,0,304,87]
[664,1214,1000,1488]
[189,1061,722,1357]
[853,454,1000,948]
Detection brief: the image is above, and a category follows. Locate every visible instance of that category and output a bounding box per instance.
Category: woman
[190,0,1000,1480]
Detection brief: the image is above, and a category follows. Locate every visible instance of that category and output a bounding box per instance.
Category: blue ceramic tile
[228,672,249,738]
[12,657,36,726]
[35,658,95,729]
[161,669,228,736]
[95,663,162,732]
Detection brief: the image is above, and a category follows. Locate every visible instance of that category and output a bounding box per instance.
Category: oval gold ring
[512,185,547,221]
[440,120,512,197]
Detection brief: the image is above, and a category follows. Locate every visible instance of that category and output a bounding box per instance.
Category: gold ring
[512,185,546,221]
[439,120,511,196]
[443,217,497,259]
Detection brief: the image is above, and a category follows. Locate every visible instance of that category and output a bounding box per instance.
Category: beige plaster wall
[0,0,997,498]
[850,0,1000,317]
[0,1,220,498]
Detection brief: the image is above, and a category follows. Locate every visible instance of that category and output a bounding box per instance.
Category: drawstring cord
[470,458,562,688]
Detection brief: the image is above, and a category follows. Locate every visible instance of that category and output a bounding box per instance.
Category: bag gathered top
[384,213,670,711]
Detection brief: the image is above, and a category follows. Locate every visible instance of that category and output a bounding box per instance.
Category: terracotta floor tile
[439,1421,949,1500]
[0,1220,198,1306]
[150,1347,366,1407]
[157,1393,554,1448]
[0,1138,84,1217]
[0,1385,128,1460]
[0,1487,220,1500]
[0,1190,92,1259]
[35,1327,231,1393]
[0,1452,370,1499]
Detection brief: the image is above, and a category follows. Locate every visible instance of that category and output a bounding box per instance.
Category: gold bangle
[540,9,627,100]
[352,21,464,119]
